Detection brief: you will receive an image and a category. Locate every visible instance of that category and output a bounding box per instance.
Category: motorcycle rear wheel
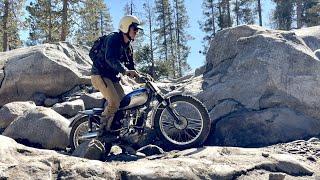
[69,116,112,155]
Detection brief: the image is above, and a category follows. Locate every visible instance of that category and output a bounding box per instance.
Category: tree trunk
[61,0,68,41]
[48,0,52,42]
[147,0,155,78]
[226,0,231,27]
[168,11,176,78]
[296,0,303,28]
[210,0,216,36]
[218,1,223,30]
[235,0,239,26]
[175,0,182,77]
[2,0,9,51]
[162,0,168,62]
[258,0,262,26]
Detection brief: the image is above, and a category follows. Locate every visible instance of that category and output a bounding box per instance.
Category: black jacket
[91,32,135,82]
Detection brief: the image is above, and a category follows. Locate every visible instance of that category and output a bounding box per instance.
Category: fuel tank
[119,88,149,110]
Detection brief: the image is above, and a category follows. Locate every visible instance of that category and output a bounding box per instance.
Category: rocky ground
[0,135,319,179]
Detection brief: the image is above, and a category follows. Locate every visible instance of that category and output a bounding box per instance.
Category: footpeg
[78,131,98,140]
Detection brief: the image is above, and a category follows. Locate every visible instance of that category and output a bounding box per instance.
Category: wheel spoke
[182,131,188,142]
[177,131,182,142]
[188,128,199,136]
[161,119,175,129]
[162,123,175,129]
[187,117,203,123]
[184,129,194,140]
[187,124,202,132]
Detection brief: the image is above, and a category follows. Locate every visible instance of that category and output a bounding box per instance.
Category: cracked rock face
[193,25,320,147]
[0,42,92,106]
[0,135,319,179]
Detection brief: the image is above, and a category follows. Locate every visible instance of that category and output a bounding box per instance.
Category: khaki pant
[91,75,125,125]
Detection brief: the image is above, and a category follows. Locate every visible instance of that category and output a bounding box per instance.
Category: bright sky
[20,0,275,71]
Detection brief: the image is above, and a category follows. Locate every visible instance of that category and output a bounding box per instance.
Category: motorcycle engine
[119,109,145,145]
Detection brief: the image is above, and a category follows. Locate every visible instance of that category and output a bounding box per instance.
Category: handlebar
[136,73,155,83]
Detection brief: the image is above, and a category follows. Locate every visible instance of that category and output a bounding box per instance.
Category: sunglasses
[132,26,139,32]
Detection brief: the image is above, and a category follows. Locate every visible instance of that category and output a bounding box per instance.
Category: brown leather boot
[98,116,118,143]
[98,115,112,136]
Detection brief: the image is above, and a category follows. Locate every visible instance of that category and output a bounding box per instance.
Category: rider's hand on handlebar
[125,70,140,79]
[140,73,155,83]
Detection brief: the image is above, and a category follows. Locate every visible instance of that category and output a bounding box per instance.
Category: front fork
[157,95,181,124]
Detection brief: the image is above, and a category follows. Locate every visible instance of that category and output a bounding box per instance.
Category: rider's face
[128,26,139,40]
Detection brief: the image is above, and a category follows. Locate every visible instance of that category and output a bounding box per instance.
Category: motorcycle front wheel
[154,95,211,150]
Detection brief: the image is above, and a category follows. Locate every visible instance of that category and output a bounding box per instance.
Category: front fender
[150,91,184,127]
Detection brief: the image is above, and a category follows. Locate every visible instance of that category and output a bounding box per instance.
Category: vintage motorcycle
[69,74,211,155]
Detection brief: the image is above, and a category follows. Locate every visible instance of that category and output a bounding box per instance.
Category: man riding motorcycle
[90,15,143,138]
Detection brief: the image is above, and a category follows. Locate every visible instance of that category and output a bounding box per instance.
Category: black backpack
[89,33,115,65]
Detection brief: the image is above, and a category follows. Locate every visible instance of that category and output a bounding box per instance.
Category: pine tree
[142,0,156,78]
[296,0,303,28]
[235,0,240,25]
[232,0,256,25]
[61,0,68,41]
[74,0,113,46]
[199,0,218,55]
[54,0,83,41]
[26,0,61,44]
[302,0,320,27]
[135,1,171,79]
[123,2,132,15]
[153,0,191,78]
[167,2,177,78]
[272,0,295,30]
[135,44,171,80]
[217,0,232,29]
[154,0,170,65]
[0,0,25,51]
[174,0,191,77]
[26,0,85,44]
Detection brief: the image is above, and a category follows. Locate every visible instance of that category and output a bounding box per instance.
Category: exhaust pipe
[78,131,98,140]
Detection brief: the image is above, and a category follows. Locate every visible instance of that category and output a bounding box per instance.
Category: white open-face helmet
[119,15,143,34]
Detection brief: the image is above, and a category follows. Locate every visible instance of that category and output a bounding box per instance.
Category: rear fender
[69,113,100,127]
[69,114,92,128]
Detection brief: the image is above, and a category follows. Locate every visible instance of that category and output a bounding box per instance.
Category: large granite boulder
[198,25,320,147]
[52,99,85,118]
[0,101,36,129]
[0,42,92,106]
[79,92,105,109]
[3,107,70,149]
[211,107,320,147]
